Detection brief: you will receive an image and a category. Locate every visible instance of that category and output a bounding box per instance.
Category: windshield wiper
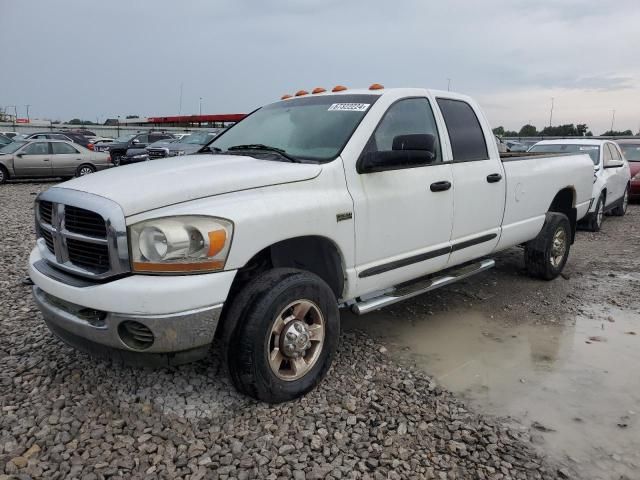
[227,144,299,162]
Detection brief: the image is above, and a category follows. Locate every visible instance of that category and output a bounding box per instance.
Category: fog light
[118,321,154,350]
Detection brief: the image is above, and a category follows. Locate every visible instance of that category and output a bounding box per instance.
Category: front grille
[148,148,167,159]
[65,206,107,237]
[39,201,53,225]
[41,229,55,254]
[67,238,110,273]
[35,190,128,280]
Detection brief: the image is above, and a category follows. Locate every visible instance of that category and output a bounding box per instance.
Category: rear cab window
[436,98,488,161]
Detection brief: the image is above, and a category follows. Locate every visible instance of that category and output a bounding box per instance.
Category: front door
[345,97,454,295]
[14,142,53,177]
[436,98,505,266]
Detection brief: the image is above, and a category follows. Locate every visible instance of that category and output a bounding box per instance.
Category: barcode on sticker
[328,103,370,112]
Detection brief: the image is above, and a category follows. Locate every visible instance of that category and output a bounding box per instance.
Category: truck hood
[59,154,322,215]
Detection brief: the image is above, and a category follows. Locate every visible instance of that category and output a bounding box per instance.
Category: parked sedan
[529,139,630,231]
[616,139,640,202]
[0,134,13,147]
[0,139,111,184]
[24,131,93,149]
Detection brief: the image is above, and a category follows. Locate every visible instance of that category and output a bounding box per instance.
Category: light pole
[25,104,31,121]
[549,97,554,128]
[199,97,202,116]
[447,78,451,91]
[610,109,616,133]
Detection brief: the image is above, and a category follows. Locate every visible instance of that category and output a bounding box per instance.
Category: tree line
[492,124,636,137]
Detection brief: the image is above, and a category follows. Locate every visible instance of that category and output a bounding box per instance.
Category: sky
[1,0,639,134]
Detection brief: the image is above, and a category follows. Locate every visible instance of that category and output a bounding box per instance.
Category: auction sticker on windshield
[328,103,370,112]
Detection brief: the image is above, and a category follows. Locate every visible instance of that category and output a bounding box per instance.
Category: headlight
[129,216,233,273]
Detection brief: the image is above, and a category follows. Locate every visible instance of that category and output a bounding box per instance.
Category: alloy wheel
[550,227,567,268]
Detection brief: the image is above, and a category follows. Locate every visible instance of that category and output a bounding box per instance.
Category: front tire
[611,187,629,216]
[0,166,8,184]
[587,194,605,231]
[223,268,339,403]
[524,212,571,280]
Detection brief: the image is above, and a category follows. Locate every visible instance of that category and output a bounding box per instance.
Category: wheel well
[229,236,345,301]
[548,188,577,243]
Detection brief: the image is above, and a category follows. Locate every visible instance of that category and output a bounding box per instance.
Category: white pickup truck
[29,86,594,402]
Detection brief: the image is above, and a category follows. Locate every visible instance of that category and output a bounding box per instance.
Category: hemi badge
[336,212,353,222]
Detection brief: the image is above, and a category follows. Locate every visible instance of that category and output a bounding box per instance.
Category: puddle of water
[343,305,640,479]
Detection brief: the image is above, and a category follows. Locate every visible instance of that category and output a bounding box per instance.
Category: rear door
[51,142,83,176]
[436,98,505,267]
[346,97,454,293]
[13,142,53,177]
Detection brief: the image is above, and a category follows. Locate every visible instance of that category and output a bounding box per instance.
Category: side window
[135,134,149,144]
[50,134,70,141]
[604,144,614,162]
[52,142,80,154]
[437,98,489,161]
[610,144,622,161]
[22,142,50,155]
[367,98,442,163]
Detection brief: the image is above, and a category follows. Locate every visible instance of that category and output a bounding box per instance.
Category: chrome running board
[351,259,495,315]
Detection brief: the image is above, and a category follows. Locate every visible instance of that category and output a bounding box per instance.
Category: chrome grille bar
[34,188,130,280]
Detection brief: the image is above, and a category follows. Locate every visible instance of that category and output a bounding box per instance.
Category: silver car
[0,139,112,184]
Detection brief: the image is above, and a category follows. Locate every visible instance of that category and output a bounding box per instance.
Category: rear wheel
[223,268,339,403]
[0,166,7,184]
[525,212,571,280]
[76,164,96,177]
[611,187,629,216]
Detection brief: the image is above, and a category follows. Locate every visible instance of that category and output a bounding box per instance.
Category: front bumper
[29,247,236,364]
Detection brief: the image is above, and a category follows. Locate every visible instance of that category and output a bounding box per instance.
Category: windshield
[529,144,600,165]
[0,141,27,154]
[114,134,136,143]
[210,94,380,162]
[178,132,216,145]
[620,144,640,161]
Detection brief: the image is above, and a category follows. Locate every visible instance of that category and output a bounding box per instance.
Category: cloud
[1,0,638,133]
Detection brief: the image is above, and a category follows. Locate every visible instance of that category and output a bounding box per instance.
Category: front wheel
[524,212,571,281]
[611,187,629,216]
[0,166,8,185]
[223,268,339,403]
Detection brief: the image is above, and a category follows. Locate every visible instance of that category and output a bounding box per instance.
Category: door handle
[430,181,452,192]
[43,159,50,162]
[486,173,502,183]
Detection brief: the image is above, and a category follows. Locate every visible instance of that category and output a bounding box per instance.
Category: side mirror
[132,138,140,144]
[358,134,436,174]
[604,159,624,169]
[16,153,24,158]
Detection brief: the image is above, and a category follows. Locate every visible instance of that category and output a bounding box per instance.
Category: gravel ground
[2,181,572,479]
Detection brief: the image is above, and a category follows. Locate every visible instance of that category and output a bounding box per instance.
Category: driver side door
[14,142,53,177]
[346,97,454,294]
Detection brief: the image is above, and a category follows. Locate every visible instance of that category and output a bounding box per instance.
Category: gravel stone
[0,183,569,479]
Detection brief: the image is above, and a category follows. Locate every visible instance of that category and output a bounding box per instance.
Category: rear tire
[76,164,96,177]
[524,212,571,281]
[223,268,339,403]
[0,166,7,184]
[611,187,629,217]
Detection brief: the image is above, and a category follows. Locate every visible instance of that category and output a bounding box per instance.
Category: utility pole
[610,109,616,133]
[447,78,451,91]
[199,97,202,116]
[549,98,554,128]
[25,104,31,121]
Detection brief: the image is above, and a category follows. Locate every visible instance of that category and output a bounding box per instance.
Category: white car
[28,86,595,402]
[529,139,631,231]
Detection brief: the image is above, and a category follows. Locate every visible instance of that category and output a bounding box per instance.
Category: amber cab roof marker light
[281,94,292,100]
[312,87,326,94]
[295,90,309,96]
[369,83,384,90]
[332,85,348,92]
